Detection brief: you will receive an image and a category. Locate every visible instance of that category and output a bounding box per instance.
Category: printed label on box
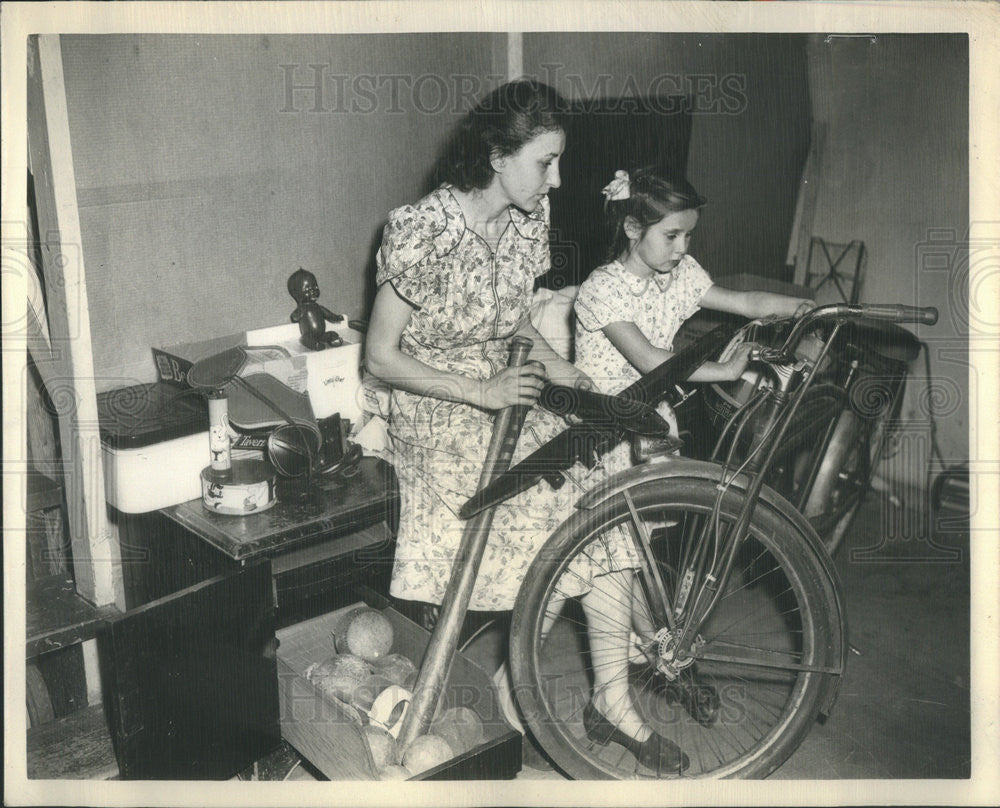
[153,348,194,386]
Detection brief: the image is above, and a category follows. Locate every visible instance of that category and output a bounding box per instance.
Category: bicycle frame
[460,302,933,721]
[659,313,847,658]
[573,456,849,717]
[552,309,859,718]
[598,304,924,688]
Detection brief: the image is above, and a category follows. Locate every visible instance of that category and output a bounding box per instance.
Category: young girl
[569,169,812,756]
[575,166,812,464]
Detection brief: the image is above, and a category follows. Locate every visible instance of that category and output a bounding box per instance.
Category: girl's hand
[791,298,813,318]
[722,343,753,381]
[479,361,547,409]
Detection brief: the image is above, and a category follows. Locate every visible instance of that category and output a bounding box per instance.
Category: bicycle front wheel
[510,475,843,779]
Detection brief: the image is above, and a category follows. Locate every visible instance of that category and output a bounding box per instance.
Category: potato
[401,733,453,775]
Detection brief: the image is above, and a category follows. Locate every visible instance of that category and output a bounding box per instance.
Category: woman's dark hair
[436,79,571,191]
[605,166,707,262]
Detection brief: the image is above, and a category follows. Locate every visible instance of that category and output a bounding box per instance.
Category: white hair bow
[600,170,631,202]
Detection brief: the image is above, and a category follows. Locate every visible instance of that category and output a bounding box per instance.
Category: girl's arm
[603,320,751,383]
[699,285,812,319]
[365,283,546,410]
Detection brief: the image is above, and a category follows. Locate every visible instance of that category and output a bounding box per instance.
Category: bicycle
[459,301,937,779]
[697,313,924,555]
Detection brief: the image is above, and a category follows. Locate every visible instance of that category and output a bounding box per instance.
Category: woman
[366,79,688,773]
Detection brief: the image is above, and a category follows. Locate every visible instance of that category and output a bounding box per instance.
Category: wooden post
[506,32,523,81]
[789,120,827,286]
[396,337,534,750]
[26,35,125,609]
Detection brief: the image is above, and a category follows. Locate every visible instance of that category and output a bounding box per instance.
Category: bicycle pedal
[627,631,649,666]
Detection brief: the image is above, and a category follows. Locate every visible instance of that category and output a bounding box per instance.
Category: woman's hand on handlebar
[479,361,548,409]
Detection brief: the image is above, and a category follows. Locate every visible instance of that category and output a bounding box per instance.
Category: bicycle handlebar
[763,303,937,363]
[857,303,938,325]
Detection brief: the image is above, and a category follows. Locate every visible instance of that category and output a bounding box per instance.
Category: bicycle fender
[576,457,849,717]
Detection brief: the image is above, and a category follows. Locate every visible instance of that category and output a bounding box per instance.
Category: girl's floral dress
[574,256,714,475]
[376,186,628,610]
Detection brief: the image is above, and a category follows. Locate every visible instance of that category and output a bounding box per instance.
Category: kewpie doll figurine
[288,268,344,351]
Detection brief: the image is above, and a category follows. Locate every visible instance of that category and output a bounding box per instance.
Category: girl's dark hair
[605,166,707,262]
[436,79,571,191]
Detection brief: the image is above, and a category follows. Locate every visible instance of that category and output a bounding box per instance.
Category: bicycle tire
[801,408,867,541]
[803,395,896,553]
[510,474,843,779]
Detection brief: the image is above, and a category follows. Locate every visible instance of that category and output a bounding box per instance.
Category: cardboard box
[276,600,521,780]
[246,322,364,423]
[152,332,245,387]
[153,319,365,424]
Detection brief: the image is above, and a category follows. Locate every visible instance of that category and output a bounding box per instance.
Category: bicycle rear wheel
[510,475,843,779]
[801,408,869,553]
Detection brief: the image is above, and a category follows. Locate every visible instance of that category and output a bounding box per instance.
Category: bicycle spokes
[517,480,838,778]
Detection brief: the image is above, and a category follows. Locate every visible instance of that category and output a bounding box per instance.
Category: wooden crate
[276,600,521,780]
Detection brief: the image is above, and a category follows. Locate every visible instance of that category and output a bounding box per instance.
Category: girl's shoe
[582,701,690,773]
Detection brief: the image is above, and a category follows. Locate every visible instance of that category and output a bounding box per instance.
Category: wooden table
[152,456,400,627]
[714,273,815,299]
[161,456,398,563]
[29,457,401,780]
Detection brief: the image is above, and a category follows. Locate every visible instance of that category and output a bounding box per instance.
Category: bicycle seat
[839,320,923,364]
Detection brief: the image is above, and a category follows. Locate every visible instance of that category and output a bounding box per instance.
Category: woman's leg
[495,598,564,734]
[580,568,652,741]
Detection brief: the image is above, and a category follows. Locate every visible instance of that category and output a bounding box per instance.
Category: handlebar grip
[508,335,534,367]
[859,304,938,325]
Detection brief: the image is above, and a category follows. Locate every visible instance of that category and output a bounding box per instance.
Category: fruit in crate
[305,653,373,702]
[343,607,395,661]
[401,733,454,775]
[363,725,399,771]
[379,764,410,780]
[372,652,419,687]
[431,706,485,755]
[351,673,394,712]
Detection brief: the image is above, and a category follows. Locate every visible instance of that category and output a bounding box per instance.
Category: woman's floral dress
[574,256,714,475]
[376,186,626,610]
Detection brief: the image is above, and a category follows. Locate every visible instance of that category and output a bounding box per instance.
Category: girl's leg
[580,568,652,741]
[631,574,657,641]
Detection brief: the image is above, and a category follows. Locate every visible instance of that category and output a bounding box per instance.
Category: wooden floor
[461,494,973,781]
[22,495,970,784]
[27,705,119,780]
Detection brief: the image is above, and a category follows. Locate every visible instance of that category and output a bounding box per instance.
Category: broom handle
[396,336,535,749]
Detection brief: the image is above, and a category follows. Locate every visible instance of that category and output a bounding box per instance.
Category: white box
[103,430,209,513]
[246,321,365,423]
